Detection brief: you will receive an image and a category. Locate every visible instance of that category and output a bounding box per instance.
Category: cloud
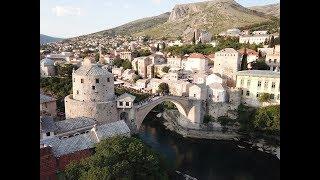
[52,6,82,17]
[103,1,113,7]
[152,0,162,4]
[123,3,130,9]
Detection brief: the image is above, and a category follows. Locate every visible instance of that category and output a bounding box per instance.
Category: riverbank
[161,110,280,159]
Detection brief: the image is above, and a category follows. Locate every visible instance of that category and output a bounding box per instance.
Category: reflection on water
[138,114,280,180]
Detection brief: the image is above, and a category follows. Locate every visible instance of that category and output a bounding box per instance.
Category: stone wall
[207,88,241,119]
[65,95,119,124]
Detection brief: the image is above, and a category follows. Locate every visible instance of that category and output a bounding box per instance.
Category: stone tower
[72,57,115,102]
[65,57,118,124]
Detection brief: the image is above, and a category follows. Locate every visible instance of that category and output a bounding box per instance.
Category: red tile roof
[238,48,258,56]
[189,53,206,59]
[206,53,215,59]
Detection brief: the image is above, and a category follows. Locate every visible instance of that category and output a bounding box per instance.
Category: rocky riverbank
[161,110,280,159]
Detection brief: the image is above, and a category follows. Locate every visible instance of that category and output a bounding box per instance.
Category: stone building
[189,84,207,100]
[136,79,150,90]
[213,48,241,87]
[237,48,259,64]
[236,70,280,107]
[206,73,225,85]
[207,83,228,103]
[167,57,182,68]
[40,58,56,77]
[265,52,280,71]
[120,51,136,61]
[239,34,270,44]
[132,56,152,79]
[185,53,208,73]
[64,57,118,124]
[40,94,57,117]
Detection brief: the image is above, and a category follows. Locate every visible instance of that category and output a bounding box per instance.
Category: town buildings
[40,94,57,117]
[236,70,280,107]
[239,34,270,44]
[185,53,208,73]
[213,48,241,87]
[40,58,56,77]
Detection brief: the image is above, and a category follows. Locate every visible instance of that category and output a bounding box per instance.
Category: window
[46,132,50,136]
[257,81,261,87]
[274,59,277,63]
[44,103,47,108]
[92,86,95,90]
[271,82,276,89]
[96,79,99,83]
[264,81,268,89]
[76,90,79,95]
[270,94,275,99]
[81,79,84,83]
[126,102,130,106]
[107,78,110,82]
[194,94,196,97]
[241,90,243,95]
[240,79,244,85]
[269,59,271,63]
[73,78,75,82]
[277,94,280,100]
[256,93,259,97]
[119,101,123,106]
[247,80,251,87]
[246,91,250,96]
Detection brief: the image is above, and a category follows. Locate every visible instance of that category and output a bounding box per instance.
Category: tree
[56,64,76,77]
[268,35,275,48]
[192,32,196,44]
[95,53,100,62]
[177,35,182,41]
[65,136,168,180]
[253,105,280,131]
[241,48,248,70]
[258,93,271,103]
[156,43,160,51]
[122,59,132,70]
[203,114,214,123]
[157,83,169,94]
[162,66,170,73]
[162,42,166,50]
[251,60,270,70]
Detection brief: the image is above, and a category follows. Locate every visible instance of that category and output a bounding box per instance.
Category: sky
[41,0,279,38]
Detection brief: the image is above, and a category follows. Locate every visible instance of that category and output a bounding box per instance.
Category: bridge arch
[135,96,190,129]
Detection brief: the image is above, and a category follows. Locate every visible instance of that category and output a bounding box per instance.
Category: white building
[64,57,118,124]
[239,34,270,44]
[206,73,225,85]
[252,30,268,35]
[136,79,150,90]
[236,70,280,107]
[116,93,136,109]
[168,40,183,47]
[188,84,207,100]
[167,57,182,68]
[213,48,241,87]
[207,83,228,102]
[40,58,56,77]
[185,53,208,73]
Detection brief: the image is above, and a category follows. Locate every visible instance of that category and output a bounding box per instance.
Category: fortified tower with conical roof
[64,57,118,124]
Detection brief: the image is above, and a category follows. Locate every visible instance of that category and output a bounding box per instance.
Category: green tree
[177,36,182,41]
[268,35,275,48]
[241,48,248,70]
[251,60,270,70]
[253,105,280,131]
[162,42,166,50]
[203,114,214,123]
[258,93,271,103]
[162,66,170,73]
[192,32,196,44]
[65,136,168,180]
[122,59,132,70]
[157,83,169,94]
[95,53,100,62]
[56,64,77,77]
[156,43,160,51]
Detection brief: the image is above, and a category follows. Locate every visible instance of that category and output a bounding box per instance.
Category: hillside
[249,3,280,18]
[133,0,272,39]
[94,12,170,36]
[40,34,63,44]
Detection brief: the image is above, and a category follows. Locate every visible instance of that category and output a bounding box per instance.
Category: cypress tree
[241,47,248,70]
[192,32,196,44]
[268,35,275,48]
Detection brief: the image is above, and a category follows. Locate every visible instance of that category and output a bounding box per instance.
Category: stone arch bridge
[122,95,205,130]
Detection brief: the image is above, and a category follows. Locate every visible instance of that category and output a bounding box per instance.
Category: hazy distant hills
[81,0,280,40]
[249,3,280,18]
[94,12,170,37]
[40,34,63,44]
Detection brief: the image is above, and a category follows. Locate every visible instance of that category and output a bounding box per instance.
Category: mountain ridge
[40,34,63,44]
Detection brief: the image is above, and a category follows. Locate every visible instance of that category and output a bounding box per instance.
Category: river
[137,113,280,180]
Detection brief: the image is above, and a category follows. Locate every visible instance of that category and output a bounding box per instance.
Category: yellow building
[236,70,280,107]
